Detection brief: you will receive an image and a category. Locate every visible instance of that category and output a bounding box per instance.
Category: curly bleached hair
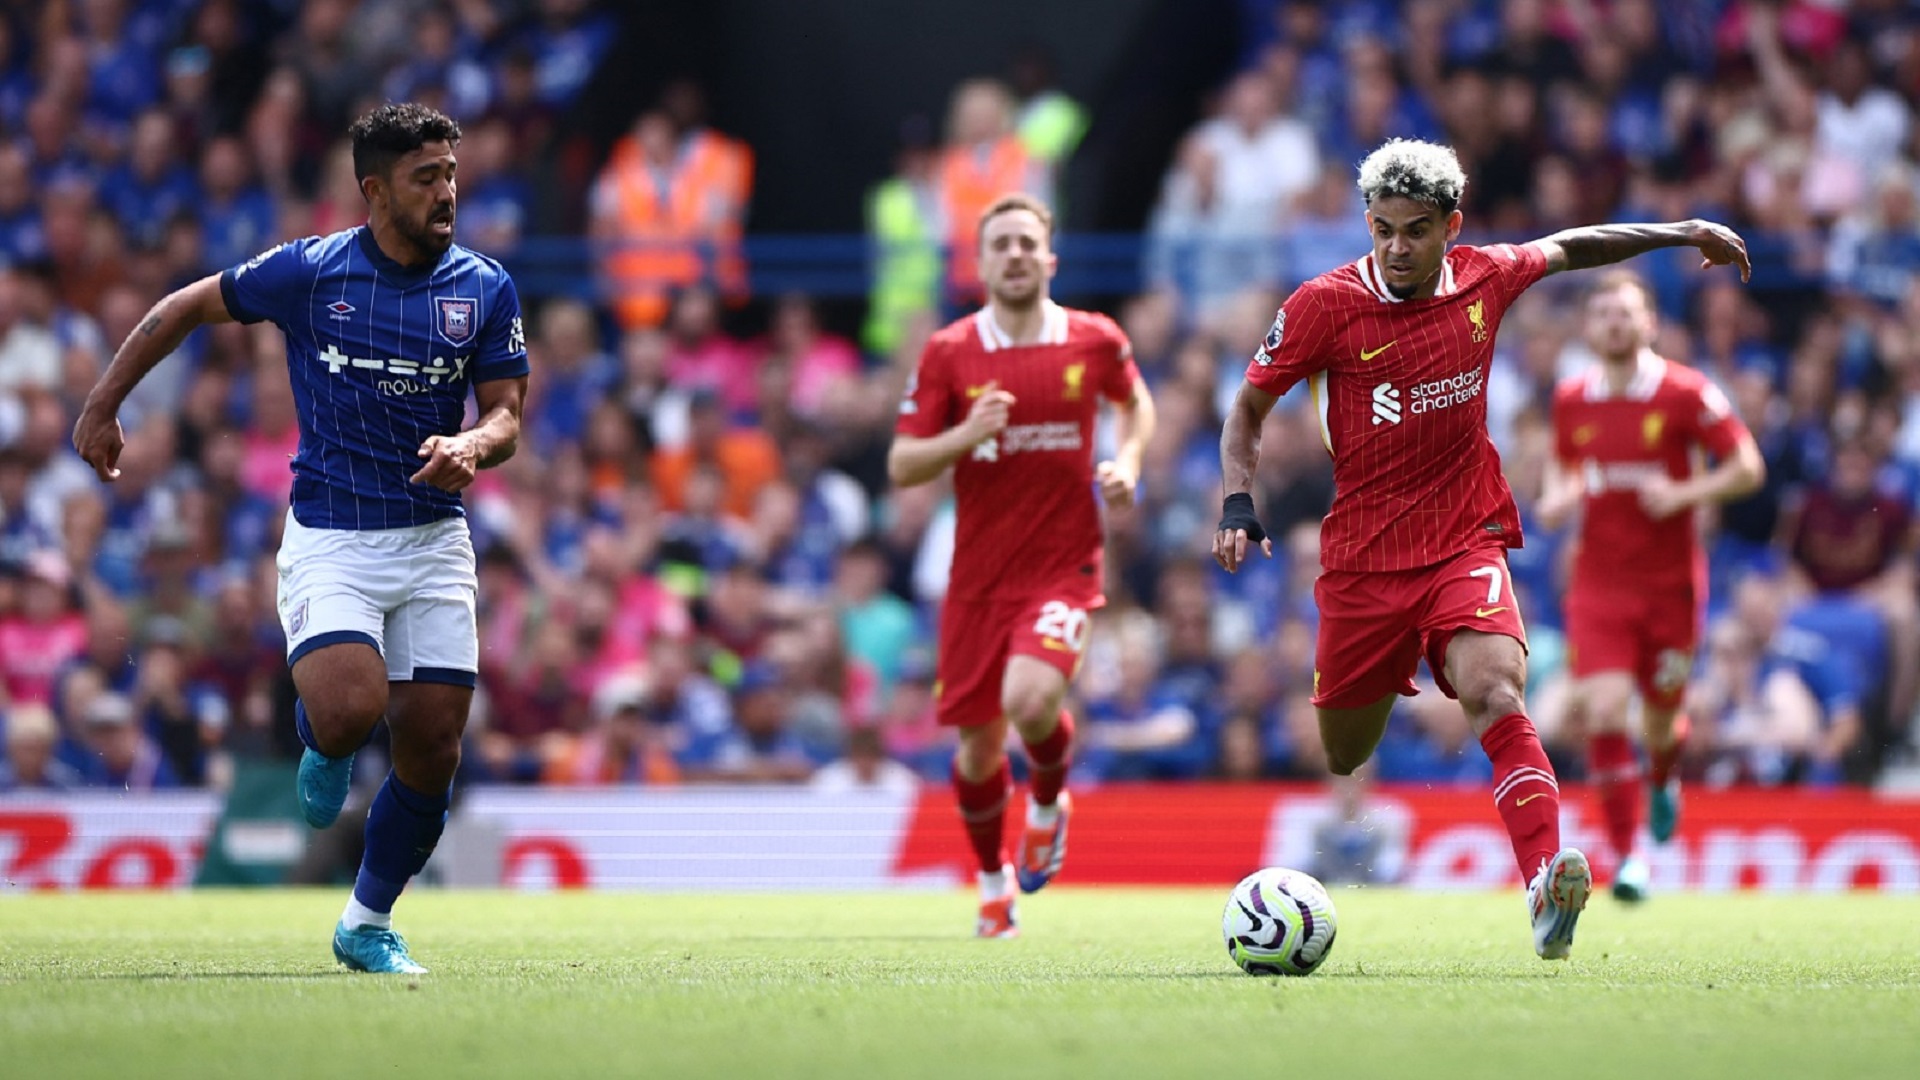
[1357,138,1467,215]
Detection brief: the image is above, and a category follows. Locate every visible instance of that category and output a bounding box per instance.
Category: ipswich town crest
[437,297,477,345]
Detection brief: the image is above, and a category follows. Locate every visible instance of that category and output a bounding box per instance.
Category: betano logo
[1371,382,1402,425]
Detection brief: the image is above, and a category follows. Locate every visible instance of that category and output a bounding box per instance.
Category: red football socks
[1648,712,1690,789]
[1588,731,1640,863]
[1023,709,1075,808]
[951,758,1012,874]
[1480,712,1562,882]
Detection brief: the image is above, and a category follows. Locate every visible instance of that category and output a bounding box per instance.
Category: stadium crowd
[2,0,1919,796]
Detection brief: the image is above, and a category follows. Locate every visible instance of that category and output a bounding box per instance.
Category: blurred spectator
[1148,69,1318,315]
[592,96,752,330]
[524,298,616,456]
[519,0,616,110]
[454,115,533,259]
[683,661,813,783]
[73,689,180,791]
[96,109,196,250]
[651,388,781,519]
[863,117,942,358]
[1784,434,1917,741]
[836,539,917,691]
[0,552,87,709]
[935,78,1047,301]
[756,294,861,424]
[810,723,920,795]
[196,136,276,274]
[1688,616,1825,787]
[1009,45,1088,168]
[0,701,84,791]
[1080,616,1208,780]
[542,671,682,785]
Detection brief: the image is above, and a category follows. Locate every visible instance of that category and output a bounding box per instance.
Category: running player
[1538,271,1764,902]
[889,193,1155,937]
[1213,139,1749,959]
[72,104,528,974]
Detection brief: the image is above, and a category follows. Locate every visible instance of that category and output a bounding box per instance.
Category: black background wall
[563,0,1244,234]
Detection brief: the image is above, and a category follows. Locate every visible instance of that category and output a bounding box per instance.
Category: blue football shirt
[220,226,530,530]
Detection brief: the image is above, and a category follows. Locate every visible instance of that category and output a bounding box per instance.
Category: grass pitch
[3,888,1917,1079]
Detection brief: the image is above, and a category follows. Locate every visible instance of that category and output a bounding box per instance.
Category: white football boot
[1528,848,1592,960]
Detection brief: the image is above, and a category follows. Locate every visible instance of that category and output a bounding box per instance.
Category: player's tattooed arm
[1535,220,1750,281]
[74,273,235,481]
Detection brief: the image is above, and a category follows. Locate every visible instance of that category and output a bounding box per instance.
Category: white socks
[978,866,1010,901]
[1028,798,1060,829]
[342,897,393,931]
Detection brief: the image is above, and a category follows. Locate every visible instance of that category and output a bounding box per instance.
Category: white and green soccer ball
[1221,867,1338,976]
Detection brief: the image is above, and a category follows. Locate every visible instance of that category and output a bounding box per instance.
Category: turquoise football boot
[297,747,354,829]
[331,922,427,974]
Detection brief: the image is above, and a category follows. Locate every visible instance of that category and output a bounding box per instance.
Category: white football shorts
[276,511,479,687]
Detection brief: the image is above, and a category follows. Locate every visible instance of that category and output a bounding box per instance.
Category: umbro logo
[1371,382,1402,425]
[325,301,355,321]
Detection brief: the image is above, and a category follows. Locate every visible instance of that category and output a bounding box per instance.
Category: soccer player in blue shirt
[72,103,529,975]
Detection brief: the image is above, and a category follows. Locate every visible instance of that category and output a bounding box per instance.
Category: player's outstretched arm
[1213,381,1281,573]
[412,376,527,493]
[1097,377,1156,510]
[1534,219,1750,281]
[886,379,1015,488]
[73,274,234,481]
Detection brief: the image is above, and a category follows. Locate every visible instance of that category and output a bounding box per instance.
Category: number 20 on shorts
[1033,601,1090,653]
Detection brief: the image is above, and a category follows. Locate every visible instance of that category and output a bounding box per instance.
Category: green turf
[3,888,1917,1079]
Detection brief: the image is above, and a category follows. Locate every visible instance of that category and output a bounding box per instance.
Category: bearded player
[74,104,526,973]
[1537,272,1764,903]
[889,193,1155,937]
[1213,139,1748,959]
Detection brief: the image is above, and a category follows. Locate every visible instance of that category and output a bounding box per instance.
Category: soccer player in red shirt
[1538,271,1764,903]
[889,193,1156,937]
[1213,139,1749,959]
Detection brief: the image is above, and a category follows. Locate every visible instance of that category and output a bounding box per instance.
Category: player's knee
[304,684,387,747]
[1000,683,1060,733]
[1459,666,1527,723]
[954,733,1004,780]
[1325,750,1362,777]
[399,739,463,792]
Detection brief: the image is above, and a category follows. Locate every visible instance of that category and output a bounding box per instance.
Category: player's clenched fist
[962,379,1016,445]
[1212,492,1272,573]
[71,403,127,482]
[1096,460,1137,509]
[411,433,481,492]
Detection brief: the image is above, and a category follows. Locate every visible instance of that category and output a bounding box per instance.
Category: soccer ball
[1221,867,1338,976]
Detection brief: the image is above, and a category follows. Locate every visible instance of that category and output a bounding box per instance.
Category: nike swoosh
[1475,606,1508,618]
[1516,792,1549,807]
[1360,341,1396,362]
[1040,638,1072,652]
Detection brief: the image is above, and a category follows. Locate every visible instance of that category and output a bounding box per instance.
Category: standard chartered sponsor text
[1407,369,1484,414]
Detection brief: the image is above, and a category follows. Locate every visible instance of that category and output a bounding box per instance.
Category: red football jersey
[1552,351,1748,590]
[1244,244,1550,571]
[895,302,1140,601]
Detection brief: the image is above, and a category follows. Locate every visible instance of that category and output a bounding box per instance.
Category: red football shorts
[934,589,1098,728]
[1564,577,1700,710]
[1311,544,1529,710]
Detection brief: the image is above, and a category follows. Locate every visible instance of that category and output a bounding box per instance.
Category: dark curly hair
[349,102,462,182]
